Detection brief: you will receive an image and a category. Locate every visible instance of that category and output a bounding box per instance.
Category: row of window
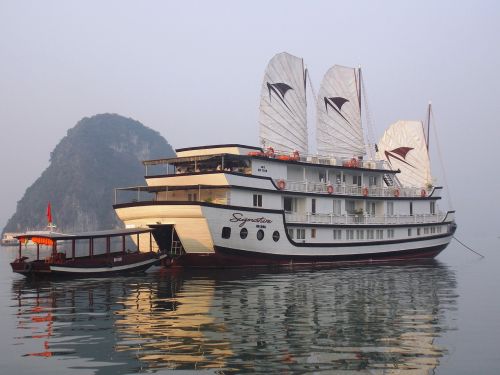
[221,227,280,242]
[222,225,443,242]
[257,194,436,216]
[286,226,443,241]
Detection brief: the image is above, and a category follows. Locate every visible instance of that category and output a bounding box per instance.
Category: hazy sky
[1,1,499,236]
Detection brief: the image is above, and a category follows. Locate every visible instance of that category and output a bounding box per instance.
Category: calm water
[0,236,499,374]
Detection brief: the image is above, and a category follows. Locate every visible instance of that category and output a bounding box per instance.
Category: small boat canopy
[15,228,153,241]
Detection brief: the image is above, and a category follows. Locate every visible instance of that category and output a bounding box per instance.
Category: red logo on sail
[384,147,415,168]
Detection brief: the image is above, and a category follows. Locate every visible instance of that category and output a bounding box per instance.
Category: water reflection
[11,260,457,374]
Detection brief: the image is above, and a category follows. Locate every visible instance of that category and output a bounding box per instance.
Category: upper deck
[143,144,396,178]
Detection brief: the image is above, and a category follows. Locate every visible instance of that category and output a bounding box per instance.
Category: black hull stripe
[214,243,449,262]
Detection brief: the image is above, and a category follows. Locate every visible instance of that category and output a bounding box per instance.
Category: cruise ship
[113,52,456,267]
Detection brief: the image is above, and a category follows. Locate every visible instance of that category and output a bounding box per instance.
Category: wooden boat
[10,228,167,277]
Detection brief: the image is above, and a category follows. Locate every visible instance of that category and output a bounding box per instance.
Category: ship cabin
[114,144,450,244]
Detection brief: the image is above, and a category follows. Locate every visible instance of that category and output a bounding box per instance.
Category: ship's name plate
[230,212,272,227]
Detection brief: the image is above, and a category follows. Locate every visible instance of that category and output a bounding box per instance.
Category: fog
[1,0,498,238]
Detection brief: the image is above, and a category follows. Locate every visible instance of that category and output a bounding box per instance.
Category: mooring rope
[453,236,485,258]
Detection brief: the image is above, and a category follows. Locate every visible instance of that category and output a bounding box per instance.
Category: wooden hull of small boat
[11,252,166,278]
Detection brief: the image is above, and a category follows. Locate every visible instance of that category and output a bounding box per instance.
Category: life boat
[277,155,291,161]
[248,151,264,157]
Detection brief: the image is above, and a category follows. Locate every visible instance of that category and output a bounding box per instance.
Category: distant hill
[3,114,174,233]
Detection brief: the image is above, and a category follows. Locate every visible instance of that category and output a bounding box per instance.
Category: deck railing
[285,212,447,225]
[278,180,438,198]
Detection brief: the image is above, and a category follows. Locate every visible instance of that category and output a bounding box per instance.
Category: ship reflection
[11,260,457,374]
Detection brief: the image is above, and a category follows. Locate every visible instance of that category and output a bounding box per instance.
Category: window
[288,228,294,239]
[311,228,316,238]
[240,228,248,239]
[356,230,364,240]
[346,200,355,214]
[376,229,384,239]
[221,227,231,239]
[353,175,362,186]
[332,200,341,215]
[417,228,421,235]
[369,176,377,186]
[431,227,436,234]
[386,202,394,216]
[296,229,306,240]
[311,199,316,214]
[253,194,262,207]
[410,202,413,216]
[424,227,429,235]
[367,229,374,239]
[387,229,395,238]
[437,226,442,233]
[284,197,297,213]
[347,230,354,240]
[333,229,342,240]
[188,193,198,201]
[430,201,436,215]
[319,170,326,182]
[408,228,412,236]
[366,202,376,216]
[257,229,264,241]
[272,231,280,242]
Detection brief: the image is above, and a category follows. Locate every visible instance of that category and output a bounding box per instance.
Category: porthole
[240,228,248,239]
[257,229,264,241]
[221,227,231,239]
[272,231,280,242]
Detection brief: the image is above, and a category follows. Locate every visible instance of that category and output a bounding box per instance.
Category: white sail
[259,52,308,154]
[316,65,364,159]
[377,120,432,188]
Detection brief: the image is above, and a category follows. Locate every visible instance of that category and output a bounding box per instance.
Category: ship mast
[426,101,432,151]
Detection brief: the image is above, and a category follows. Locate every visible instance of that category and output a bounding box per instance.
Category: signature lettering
[230,212,272,227]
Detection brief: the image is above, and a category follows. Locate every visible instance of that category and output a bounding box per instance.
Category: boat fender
[327,184,334,194]
[277,179,286,190]
[362,187,369,196]
[23,262,32,273]
[421,189,427,197]
[394,188,400,197]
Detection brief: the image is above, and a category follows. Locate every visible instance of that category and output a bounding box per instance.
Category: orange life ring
[277,179,286,190]
[362,187,369,196]
[394,188,400,197]
[421,189,427,197]
[327,184,334,194]
[266,147,275,158]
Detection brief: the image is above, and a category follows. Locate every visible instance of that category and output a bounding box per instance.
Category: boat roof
[15,228,153,241]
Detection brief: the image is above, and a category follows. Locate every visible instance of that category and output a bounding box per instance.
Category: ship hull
[114,202,456,269]
[169,242,449,268]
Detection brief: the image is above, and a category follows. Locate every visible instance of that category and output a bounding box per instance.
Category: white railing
[277,180,436,198]
[285,212,447,225]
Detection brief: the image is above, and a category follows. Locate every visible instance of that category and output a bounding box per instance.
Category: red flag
[46,202,52,224]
